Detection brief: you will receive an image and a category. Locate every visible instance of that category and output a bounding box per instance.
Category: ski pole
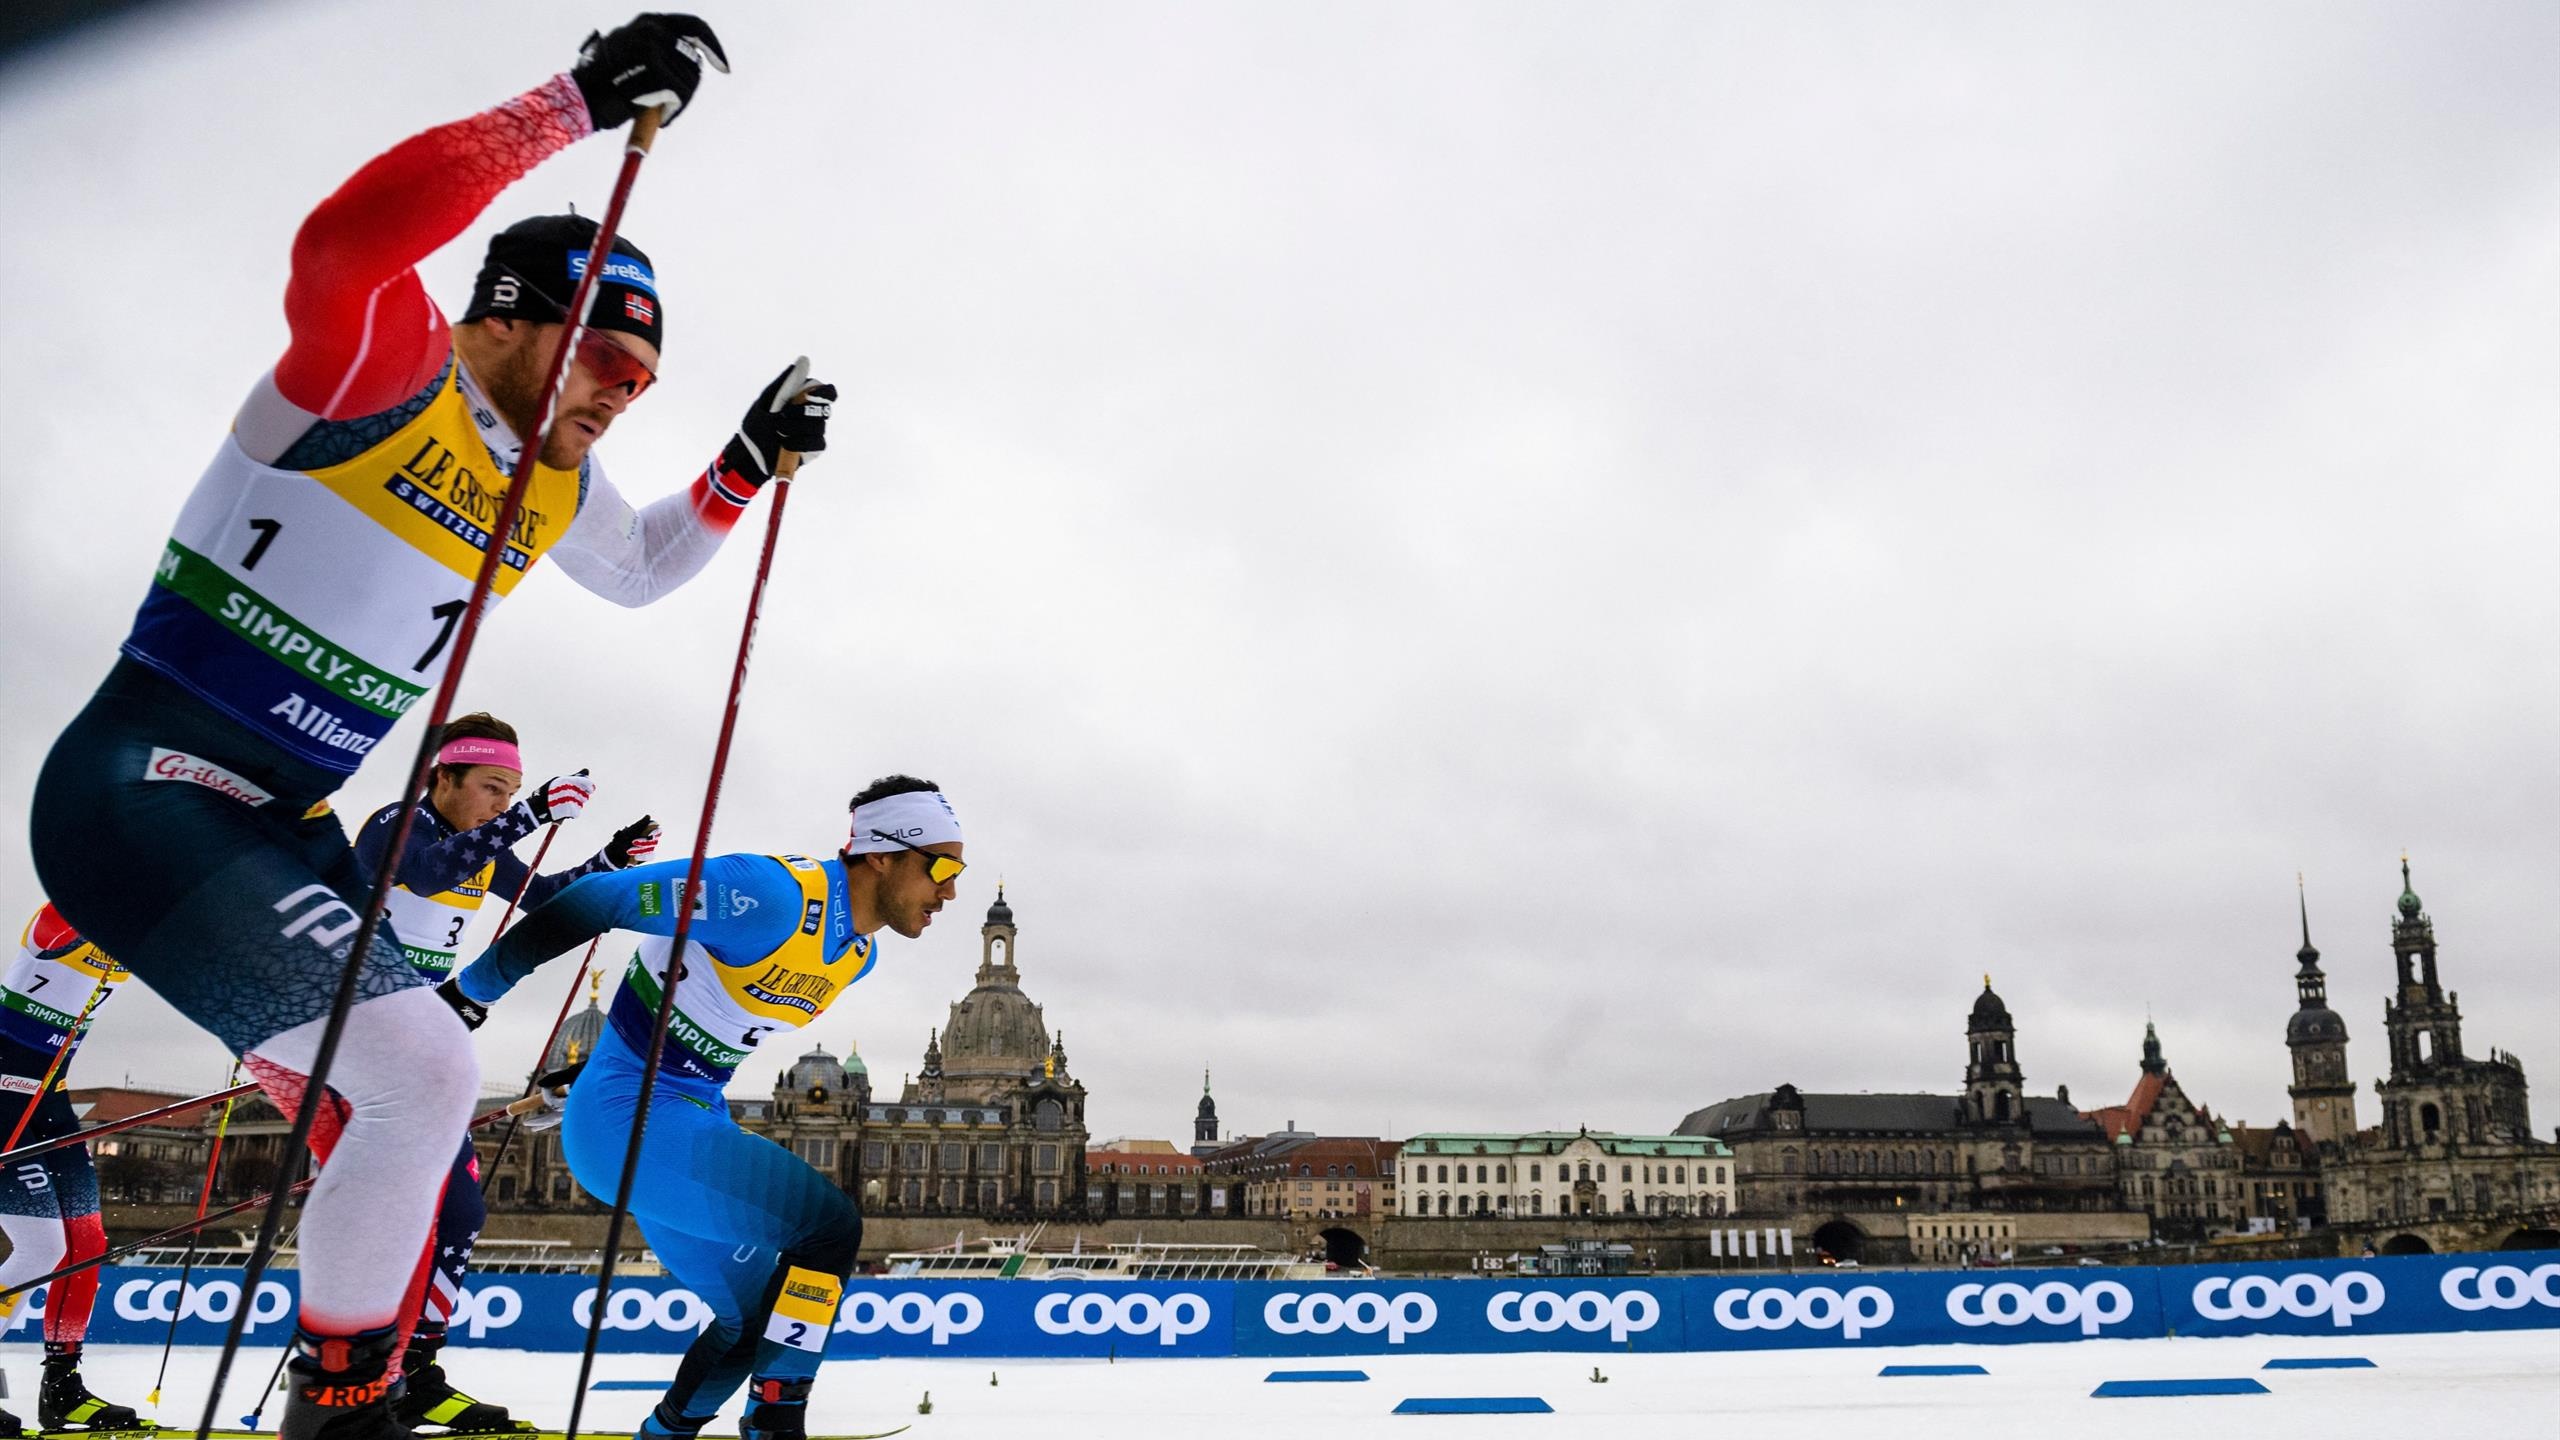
[149,1064,246,1412]
[563,418,808,1440]
[481,935,604,1195]
[0,1082,259,1170]
[0,983,112,1154]
[0,1092,554,1303]
[487,821,562,941]
[198,103,673,1440]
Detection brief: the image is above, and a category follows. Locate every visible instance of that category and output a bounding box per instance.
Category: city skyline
[9,4,2560,1149]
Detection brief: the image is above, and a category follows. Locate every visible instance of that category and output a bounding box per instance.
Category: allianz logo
[1946,1280,2135,1336]
[111,1278,294,1330]
[1712,1284,1893,1340]
[1264,1291,1438,1343]
[1034,1291,1213,1345]
[1488,1289,1661,1343]
[2191,1272,2384,1327]
[2440,1263,2560,1313]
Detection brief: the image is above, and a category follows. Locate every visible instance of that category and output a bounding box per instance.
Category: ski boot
[0,1406,22,1438]
[277,1327,405,1440]
[389,1329,519,1434]
[739,1377,812,1440]
[634,1405,706,1440]
[37,1348,141,1432]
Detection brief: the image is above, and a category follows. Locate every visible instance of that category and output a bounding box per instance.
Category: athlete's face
[431,765,524,832]
[877,843,964,940]
[473,320,660,470]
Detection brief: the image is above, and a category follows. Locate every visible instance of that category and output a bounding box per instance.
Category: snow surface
[61,1329,2560,1439]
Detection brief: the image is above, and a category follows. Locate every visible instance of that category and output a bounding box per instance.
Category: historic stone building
[2320,862,2560,1229]
[473,886,1092,1219]
[2084,1022,2244,1240]
[1396,1129,1733,1219]
[1677,981,2122,1219]
[852,885,1090,1216]
[2286,886,2360,1148]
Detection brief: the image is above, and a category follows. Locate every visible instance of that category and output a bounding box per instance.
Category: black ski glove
[572,14,730,130]
[435,979,489,1031]
[605,815,660,869]
[714,363,836,496]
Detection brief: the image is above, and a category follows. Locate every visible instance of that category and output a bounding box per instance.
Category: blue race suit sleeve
[358,800,542,898]
[455,852,802,1005]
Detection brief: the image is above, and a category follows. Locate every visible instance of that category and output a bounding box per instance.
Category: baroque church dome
[938,885,1052,1083]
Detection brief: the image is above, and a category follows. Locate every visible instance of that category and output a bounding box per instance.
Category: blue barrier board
[2093,1379,2270,1398]
[1393,1397,1556,1414]
[1268,1370,1371,1382]
[2263,1357,2376,1370]
[589,1382,662,1391]
[34,1248,2560,1360]
[1880,1364,1988,1376]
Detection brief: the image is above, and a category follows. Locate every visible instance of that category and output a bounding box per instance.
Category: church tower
[2383,857,2464,1078]
[1964,978,2026,1126]
[1192,1068,1220,1155]
[2285,880,2358,1146]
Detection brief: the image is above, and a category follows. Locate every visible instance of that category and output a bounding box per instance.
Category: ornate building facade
[2084,1022,2245,1239]
[1677,981,2121,1218]
[2319,862,2560,1227]
[1396,1129,1732,1219]
[475,887,1091,1219]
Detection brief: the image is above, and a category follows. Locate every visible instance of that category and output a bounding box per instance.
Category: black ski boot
[388,1329,518,1434]
[739,1377,812,1440]
[0,1405,23,1438]
[37,1347,140,1432]
[277,1327,407,1440]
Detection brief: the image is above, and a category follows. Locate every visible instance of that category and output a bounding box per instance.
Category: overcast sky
[5,2,2558,1151]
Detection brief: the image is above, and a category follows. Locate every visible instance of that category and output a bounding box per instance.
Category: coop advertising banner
[34,1253,2560,1357]
[1232,1279,1689,1355]
[1681,1265,2167,1350]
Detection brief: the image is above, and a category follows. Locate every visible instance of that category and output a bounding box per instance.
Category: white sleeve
[549,457,737,608]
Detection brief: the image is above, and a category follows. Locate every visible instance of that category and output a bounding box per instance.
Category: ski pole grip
[777,451,802,481]
[629,104,666,155]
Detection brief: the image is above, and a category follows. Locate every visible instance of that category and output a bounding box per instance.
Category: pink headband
[436,738,523,771]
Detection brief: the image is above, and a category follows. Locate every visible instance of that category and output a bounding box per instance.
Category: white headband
[845,789,963,855]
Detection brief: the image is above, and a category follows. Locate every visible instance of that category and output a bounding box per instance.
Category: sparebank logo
[1712,1284,1893,1340]
[1488,1289,1661,1343]
[1947,1280,2134,1336]
[2441,1264,2560,1313]
[834,1291,983,1345]
[1034,1291,1212,1346]
[1263,1291,1437,1344]
[573,1286,716,1334]
[448,1285,523,1340]
[2191,1272,2383,1328]
[113,1277,292,1329]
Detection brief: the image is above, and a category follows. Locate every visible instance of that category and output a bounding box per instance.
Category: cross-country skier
[353,712,659,1433]
[0,907,136,1435]
[446,777,966,1440]
[27,16,835,1440]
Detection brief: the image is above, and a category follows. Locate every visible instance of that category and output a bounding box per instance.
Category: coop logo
[1711,1284,1893,1340]
[113,1277,293,1329]
[2191,1272,2384,1328]
[1034,1291,1212,1346]
[0,1288,41,1335]
[447,1285,523,1339]
[1488,1289,1661,1344]
[834,1290,983,1345]
[1947,1280,2134,1337]
[1263,1291,1438,1344]
[2441,1264,2560,1313]
[573,1286,716,1334]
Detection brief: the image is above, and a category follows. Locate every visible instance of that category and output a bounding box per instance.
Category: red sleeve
[274,73,593,419]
